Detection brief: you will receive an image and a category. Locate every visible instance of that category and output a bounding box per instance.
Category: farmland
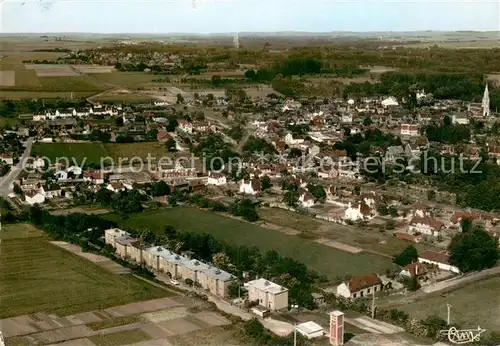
[0,223,171,319]
[31,142,108,166]
[105,207,395,279]
[396,276,500,334]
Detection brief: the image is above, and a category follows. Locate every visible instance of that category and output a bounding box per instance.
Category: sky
[1,0,500,33]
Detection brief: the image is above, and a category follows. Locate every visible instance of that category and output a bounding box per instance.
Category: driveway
[0,138,33,197]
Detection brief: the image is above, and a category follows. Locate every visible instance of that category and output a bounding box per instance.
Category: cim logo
[438,326,486,344]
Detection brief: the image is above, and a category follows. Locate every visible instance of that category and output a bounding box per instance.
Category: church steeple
[482,84,490,118]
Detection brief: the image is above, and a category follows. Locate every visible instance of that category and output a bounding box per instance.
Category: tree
[448,227,499,272]
[261,176,272,191]
[460,218,472,233]
[284,190,299,207]
[377,203,388,216]
[394,245,418,266]
[227,281,242,299]
[176,93,184,104]
[403,275,420,291]
[363,116,373,126]
[115,117,124,127]
[244,69,256,79]
[13,183,23,195]
[427,189,436,201]
[165,138,177,152]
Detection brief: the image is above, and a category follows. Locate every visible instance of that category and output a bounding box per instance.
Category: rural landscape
[1,24,500,346]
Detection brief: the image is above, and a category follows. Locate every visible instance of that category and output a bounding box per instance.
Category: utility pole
[293,323,297,346]
[371,288,375,319]
[446,304,452,325]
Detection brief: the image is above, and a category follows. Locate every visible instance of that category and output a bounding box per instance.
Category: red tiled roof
[347,274,381,293]
[403,263,427,277]
[410,216,443,230]
[419,250,450,264]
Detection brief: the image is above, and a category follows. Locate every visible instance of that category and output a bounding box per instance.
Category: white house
[452,113,470,125]
[244,278,289,311]
[418,251,460,274]
[83,171,105,185]
[408,216,443,237]
[0,154,14,165]
[207,171,227,186]
[239,179,261,195]
[177,120,193,134]
[344,202,374,222]
[298,190,315,208]
[104,228,131,248]
[106,182,132,193]
[381,97,399,108]
[284,133,304,145]
[24,190,45,205]
[340,113,353,124]
[336,273,382,299]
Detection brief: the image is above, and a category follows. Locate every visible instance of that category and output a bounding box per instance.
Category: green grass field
[104,142,178,161]
[0,224,171,319]
[31,142,108,166]
[396,277,500,334]
[106,207,394,279]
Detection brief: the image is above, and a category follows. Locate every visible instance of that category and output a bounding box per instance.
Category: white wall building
[344,202,374,222]
[207,172,227,186]
[244,278,289,311]
[418,251,460,274]
[296,322,324,339]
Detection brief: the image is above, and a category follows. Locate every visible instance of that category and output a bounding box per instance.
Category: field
[396,276,500,334]
[106,207,395,279]
[31,142,108,166]
[259,208,433,257]
[0,224,171,319]
[30,142,181,167]
[0,70,16,86]
[89,72,164,89]
[104,142,179,161]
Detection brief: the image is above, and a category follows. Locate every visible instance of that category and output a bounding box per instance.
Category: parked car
[170,279,180,285]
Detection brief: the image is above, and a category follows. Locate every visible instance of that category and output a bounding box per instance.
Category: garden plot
[72,65,115,74]
[25,64,80,77]
[0,71,15,86]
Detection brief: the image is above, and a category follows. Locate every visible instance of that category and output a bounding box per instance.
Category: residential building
[0,154,13,165]
[177,120,193,134]
[104,228,130,248]
[408,216,443,237]
[418,251,460,274]
[24,190,45,205]
[344,202,374,222]
[298,189,315,208]
[336,273,382,299]
[239,179,261,195]
[244,278,289,311]
[399,262,428,279]
[400,124,419,136]
[207,171,227,186]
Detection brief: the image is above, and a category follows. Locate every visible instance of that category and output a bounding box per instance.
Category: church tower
[482,84,490,118]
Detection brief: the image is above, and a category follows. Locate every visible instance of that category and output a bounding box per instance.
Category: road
[0,138,33,197]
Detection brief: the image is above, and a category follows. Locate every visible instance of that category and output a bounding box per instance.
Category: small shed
[296,321,324,339]
[251,305,270,318]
